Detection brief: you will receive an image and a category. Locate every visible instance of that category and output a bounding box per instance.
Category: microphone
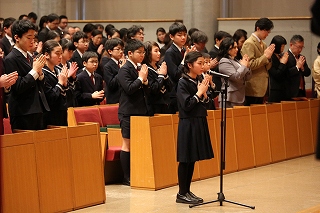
[207,70,230,78]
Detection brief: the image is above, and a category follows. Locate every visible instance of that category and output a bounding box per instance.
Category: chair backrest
[73,107,103,127]
[98,105,120,126]
[3,118,12,134]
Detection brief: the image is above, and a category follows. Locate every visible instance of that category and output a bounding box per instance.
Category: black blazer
[103,59,120,104]
[0,36,12,57]
[75,70,104,106]
[268,54,288,103]
[209,46,219,59]
[117,61,149,116]
[285,51,311,99]
[147,65,173,114]
[70,50,84,72]
[4,48,49,117]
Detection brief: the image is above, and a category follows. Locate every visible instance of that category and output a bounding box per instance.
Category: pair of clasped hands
[138,61,168,82]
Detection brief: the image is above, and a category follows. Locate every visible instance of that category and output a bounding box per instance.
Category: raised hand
[264,44,275,59]
[279,52,289,64]
[139,64,148,82]
[58,65,68,87]
[33,54,46,75]
[240,54,250,67]
[197,78,209,97]
[97,44,104,55]
[0,71,18,88]
[119,59,126,68]
[210,58,219,69]
[296,55,306,70]
[68,62,78,78]
[158,61,167,75]
[92,90,104,99]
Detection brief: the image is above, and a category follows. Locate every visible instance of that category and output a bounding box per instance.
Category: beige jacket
[312,55,320,98]
[241,34,272,97]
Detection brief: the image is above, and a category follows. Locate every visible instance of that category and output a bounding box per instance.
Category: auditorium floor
[74,154,320,213]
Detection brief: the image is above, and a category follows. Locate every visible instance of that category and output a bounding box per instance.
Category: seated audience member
[105,24,115,38]
[38,13,59,43]
[18,14,28,21]
[156,27,166,48]
[38,15,48,33]
[75,51,104,106]
[56,38,78,107]
[312,42,320,98]
[106,28,120,40]
[233,29,247,60]
[117,39,150,186]
[209,31,232,59]
[119,27,128,44]
[56,15,68,38]
[127,25,144,41]
[67,26,75,37]
[268,35,289,103]
[4,19,49,131]
[103,38,125,104]
[217,37,251,108]
[42,40,68,126]
[285,35,311,99]
[88,29,104,57]
[70,31,89,72]
[160,32,172,59]
[143,41,173,115]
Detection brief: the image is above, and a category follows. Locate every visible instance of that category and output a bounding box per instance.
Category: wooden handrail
[68,19,183,23]
[217,17,311,21]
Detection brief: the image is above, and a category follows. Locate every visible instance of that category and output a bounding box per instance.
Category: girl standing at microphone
[175,51,214,204]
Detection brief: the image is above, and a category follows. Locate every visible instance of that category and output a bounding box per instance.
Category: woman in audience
[233,29,247,60]
[268,35,289,103]
[217,37,251,108]
[312,42,320,98]
[156,27,166,48]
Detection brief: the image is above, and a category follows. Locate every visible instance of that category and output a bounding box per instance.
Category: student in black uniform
[42,40,68,126]
[75,51,104,106]
[143,41,172,114]
[70,31,89,72]
[117,39,150,185]
[103,38,125,104]
[4,19,49,131]
[176,51,214,204]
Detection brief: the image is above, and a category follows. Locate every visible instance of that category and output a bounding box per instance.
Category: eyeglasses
[135,50,145,55]
[293,44,305,49]
[79,40,89,44]
[113,48,124,52]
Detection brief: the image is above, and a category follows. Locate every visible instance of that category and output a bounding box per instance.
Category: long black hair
[217,37,236,61]
[183,51,203,74]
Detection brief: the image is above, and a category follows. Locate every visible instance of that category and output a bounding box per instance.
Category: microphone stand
[189,77,255,210]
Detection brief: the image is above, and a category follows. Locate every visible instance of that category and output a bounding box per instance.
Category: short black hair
[255,17,274,32]
[3,17,16,29]
[105,24,115,35]
[169,22,187,36]
[11,19,36,43]
[45,30,60,41]
[188,27,199,37]
[42,40,61,55]
[127,25,144,39]
[270,35,287,54]
[183,51,203,74]
[82,51,98,62]
[202,52,210,59]
[47,13,59,23]
[119,28,128,42]
[290,34,304,44]
[27,12,38,20]
[214,31,232,44]
[191,30,208,44]
[104,38,124,51]
[95,24,104,31]
[83,23,97,33]
[124,39,144,55]
[72,31,88,43]
[91,29,102,37]
[59,15,68,21]
[60,38,76,51]
[18,14,27,20]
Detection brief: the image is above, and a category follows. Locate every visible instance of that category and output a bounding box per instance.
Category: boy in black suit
[75,51,104,106]
[70,31,89,72]
[117,39,149,185]
[4,19,49,131]
[164,22,188,113]
[103,38,125,104]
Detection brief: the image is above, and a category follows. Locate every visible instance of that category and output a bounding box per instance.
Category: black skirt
[177,117,214,162]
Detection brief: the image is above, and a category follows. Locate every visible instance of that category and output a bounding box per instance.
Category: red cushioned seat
[105,146,121,161]
[74,107,103,127]
[3,118,12,134]
[98,105,120,126]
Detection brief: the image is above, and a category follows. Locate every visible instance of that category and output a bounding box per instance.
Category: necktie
[90,74,95,85]
[181,48,185,57]
[260,41,264,50]
[26,54,31,64]
[296,55,304,91]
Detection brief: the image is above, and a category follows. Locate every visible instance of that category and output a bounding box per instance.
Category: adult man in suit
[4,20,49,131]
[285,35,311,99]
[241,17,275,105]
[209,31,231,59]
[38,13,59,43]
[0,17,16,57]
[56,15,68,38]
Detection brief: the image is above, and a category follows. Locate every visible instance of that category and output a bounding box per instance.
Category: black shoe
[188,191,203,203]
[176,193,200,204]
[122,177,130,186]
